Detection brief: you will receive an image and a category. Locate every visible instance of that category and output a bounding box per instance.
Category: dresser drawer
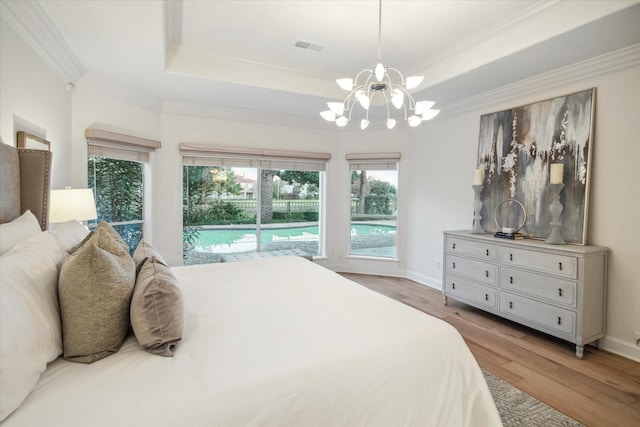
[445,276,497,310]
[446,237,498,261]
[501,267,576,307]
[499,292,575,336]
[500,247,577,279]
[446,255,497,285]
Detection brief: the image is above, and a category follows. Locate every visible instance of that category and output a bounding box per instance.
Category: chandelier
[320,0,439,129]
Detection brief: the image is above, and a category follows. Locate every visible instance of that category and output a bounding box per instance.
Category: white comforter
[3,257,501,427]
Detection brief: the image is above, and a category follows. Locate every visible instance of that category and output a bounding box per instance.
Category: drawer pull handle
[452,262,456,269]
[559,262,563,271]
[485,270,489,278]
[452,283,455,290]
[558,288,563,297]
[452,243,456,249]
[509,301,513,309]
[486,249,489,256]
[509,254,513,261]
[485,294,489,301]
[557,317,562,325]
[510,276,513,284]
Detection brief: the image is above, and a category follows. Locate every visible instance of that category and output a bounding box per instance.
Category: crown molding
[438,44,640,119]
[78,75,164,113]
[162,100,335,131]
[416,0,560,71]
[0,0,85,83]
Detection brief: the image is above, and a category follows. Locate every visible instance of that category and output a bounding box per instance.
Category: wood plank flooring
[340,273,640,427]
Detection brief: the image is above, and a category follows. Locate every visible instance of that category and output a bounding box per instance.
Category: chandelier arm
[354,68,372,86]
[386,67,406,85]
[382,91,390,119]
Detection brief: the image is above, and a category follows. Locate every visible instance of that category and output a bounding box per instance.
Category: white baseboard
[601,336,640,362]
[405,271,441,290]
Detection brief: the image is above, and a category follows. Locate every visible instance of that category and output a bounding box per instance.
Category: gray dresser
[442,230,608,358]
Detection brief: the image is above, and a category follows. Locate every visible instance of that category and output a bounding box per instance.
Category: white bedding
[3,256,501,427]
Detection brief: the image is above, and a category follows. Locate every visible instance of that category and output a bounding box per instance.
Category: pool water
[192,223,395,253]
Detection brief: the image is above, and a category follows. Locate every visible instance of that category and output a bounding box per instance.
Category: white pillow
[0,231,67,421]
[0,210,41,255]
[50,220,90,253]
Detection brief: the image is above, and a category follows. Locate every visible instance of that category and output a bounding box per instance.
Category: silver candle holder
[545,183,566,245]
[470,185,484,234]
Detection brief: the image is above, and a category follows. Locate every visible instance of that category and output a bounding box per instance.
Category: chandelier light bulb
[405,76,424,90]
[360,119,370,129]
[336,116,349,127]
[386,118,396,129]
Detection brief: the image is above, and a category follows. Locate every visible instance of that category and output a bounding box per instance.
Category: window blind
[181,143,331,171]
[346,152,400,171]
[86,129,161,163]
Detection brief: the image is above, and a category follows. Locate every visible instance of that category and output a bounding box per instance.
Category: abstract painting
[476,88,595,244]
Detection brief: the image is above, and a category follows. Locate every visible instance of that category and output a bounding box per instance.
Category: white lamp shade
[414,100,435,115]
[374,62,385,81]
[391,89,404,109]
[320,110,337,121]
[360,119,370,130]
[421,108,440,120]
[327,102,344,116]
[336,116,349,127]
[407,115,422,127]
[336,78,354,91]
[386,118,396,129]
[357,93,370,110]
[50,188,98,223]
[405,76,424,89]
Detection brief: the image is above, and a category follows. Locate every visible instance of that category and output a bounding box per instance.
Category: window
[181,144,329,264]
[86,129,160,253]
[347,153,399,259]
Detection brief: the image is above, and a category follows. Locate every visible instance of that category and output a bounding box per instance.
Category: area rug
[482,369,584,427]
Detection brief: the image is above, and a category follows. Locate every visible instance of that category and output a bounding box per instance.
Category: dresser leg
[576,345,584,359]
[443,295,448,306]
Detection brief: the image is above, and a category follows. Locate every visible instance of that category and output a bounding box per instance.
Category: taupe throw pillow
[131,255,184,356]
[58,221,135,363]
[132,238,167,271]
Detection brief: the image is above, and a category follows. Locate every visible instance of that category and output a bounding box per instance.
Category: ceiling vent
[295,39,325,52]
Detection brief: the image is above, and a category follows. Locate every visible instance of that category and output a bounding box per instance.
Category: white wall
[0,17,71,188]
[405,63,640,360]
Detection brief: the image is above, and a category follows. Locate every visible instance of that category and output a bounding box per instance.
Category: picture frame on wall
[476,88,596,245]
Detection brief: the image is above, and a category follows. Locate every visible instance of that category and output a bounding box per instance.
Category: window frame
[86,129,160,252]
[346,152,400,260]
[181,144,331,261]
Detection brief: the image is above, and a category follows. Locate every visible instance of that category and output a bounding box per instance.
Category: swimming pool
[192,223,396,254]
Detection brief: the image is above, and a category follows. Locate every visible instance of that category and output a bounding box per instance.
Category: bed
[0,142,502,426]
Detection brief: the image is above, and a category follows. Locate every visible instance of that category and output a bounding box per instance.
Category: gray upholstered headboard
[0,142,52,230]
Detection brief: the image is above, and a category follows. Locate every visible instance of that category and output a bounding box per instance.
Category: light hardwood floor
[340,273,640,427]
